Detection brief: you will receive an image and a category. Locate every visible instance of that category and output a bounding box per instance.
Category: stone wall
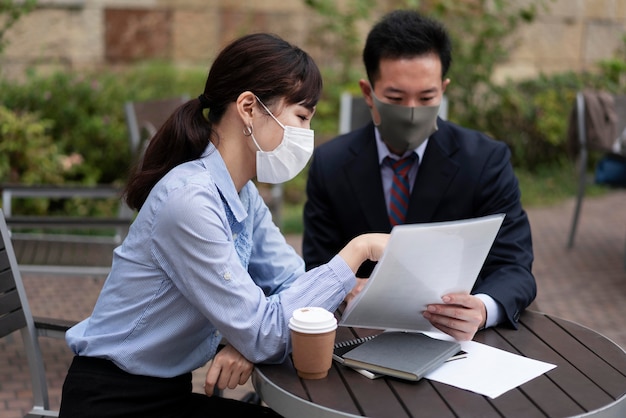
[494,0,626,82]
[1,0,625,82]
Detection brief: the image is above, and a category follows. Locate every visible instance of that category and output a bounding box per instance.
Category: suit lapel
[345,125,391,231]
[406,121,460,223]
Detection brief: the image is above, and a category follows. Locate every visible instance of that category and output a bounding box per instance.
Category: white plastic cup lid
[288,307,337,334]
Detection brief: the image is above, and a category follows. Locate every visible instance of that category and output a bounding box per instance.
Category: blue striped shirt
[66,143,355,377]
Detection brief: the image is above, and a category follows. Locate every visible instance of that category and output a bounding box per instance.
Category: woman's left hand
[204,344,254,396]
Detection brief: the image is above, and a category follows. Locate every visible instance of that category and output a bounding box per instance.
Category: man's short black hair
[363,10,452,85]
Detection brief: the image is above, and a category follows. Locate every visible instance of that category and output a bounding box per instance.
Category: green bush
[0,104,125,219]
[0,105,62,185]
[477,68,625,171]
[0,105,65,215]
[0,63,207,185]
[0,63,209,220]
[1,71,130,184]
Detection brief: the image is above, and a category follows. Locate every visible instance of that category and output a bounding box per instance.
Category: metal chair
[566,91,626,249]
[0,209,76,417]
[124,95,190,162]
[1,206,262,414]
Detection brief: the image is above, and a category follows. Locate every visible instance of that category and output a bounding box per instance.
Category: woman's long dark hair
[124,33,323,210]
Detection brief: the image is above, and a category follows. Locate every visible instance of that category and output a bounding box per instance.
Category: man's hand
[422,293,487,341]
[204,344,254,396]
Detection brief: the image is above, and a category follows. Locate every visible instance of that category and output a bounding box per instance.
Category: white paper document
[340,214,505,332]
[424,334,557,398]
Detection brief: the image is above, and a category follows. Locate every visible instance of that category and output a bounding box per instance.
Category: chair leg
[623,234,626,271]
[567,151,588,248]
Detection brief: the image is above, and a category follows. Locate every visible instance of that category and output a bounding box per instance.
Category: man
[302,10,536,340]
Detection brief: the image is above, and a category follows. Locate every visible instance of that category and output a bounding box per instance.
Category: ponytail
[124,98,212,210]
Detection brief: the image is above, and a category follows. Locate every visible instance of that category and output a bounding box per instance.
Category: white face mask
[250,97,315,184]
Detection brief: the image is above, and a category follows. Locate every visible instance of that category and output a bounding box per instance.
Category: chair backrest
[614,94,626,145]
[124,96,190,157]
[0,209,56,416]
[338,92,449,134]
[572,90,626,153]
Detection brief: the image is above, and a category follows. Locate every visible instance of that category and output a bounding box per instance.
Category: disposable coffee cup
[289,307,338,379]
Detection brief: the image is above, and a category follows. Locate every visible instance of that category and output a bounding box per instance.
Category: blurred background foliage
[1,0,625,232]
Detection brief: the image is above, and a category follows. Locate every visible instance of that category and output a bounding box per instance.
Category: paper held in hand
[340,214,505,332]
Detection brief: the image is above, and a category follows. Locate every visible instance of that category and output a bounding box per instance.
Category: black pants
[59,356,282,418]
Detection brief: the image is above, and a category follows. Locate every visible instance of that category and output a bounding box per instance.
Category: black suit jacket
[302,120,536,328]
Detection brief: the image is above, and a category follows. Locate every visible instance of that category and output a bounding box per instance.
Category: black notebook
[333,335,379,364]
[340,331,462,381]
[333,335,384,379]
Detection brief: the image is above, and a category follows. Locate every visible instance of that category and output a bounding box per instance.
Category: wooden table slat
[497,321,614,413]
[474,325,587,416]
[518,313,626,401]
[386,379,456,418]
[256,360,308,401]
[333,326,412,417]
[254,363,309,417]
[430,381,502,417]
[302,365,362,415]
[550,315,626,376]
[489,384,552,418]
[335,364,410,418]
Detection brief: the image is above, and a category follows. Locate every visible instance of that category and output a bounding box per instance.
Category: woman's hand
[204,344,254,396]
[338,233,389,274]
[344,278,368,304]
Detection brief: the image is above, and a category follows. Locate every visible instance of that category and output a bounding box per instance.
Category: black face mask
[371,92,439,153]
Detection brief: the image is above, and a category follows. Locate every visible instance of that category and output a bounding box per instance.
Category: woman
[59,33,388,417]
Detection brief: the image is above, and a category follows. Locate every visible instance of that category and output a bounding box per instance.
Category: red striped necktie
[385,154,417,227]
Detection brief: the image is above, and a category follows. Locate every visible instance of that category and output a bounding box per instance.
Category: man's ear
[442,78,451,93]
[359,79,374,109]
[236,91,257,124]
[359,79,380,125]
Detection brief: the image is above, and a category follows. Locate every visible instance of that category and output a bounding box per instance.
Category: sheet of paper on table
[423,332,557,398]
[340,214,505,332]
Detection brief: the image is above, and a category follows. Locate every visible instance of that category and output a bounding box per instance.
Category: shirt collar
[374,126,428,165]
[201,143,248,223]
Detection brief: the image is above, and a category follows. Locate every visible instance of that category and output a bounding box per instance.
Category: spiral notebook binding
[334,334,378,349]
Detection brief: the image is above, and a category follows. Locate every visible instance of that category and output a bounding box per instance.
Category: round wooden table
[253,311,626,418]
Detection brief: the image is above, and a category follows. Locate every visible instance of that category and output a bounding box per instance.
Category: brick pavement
[2,191,626,417]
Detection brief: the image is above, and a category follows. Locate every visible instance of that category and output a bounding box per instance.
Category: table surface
[253,311,626,418]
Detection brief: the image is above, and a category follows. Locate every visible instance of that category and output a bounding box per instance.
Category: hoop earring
[243,125,253,136]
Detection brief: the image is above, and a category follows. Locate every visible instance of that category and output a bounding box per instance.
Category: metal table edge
[573,394,626,418]
[253,367,362,418]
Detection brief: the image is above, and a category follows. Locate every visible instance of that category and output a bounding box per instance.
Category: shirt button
[223,272,232,281]
[232,233,238,240]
